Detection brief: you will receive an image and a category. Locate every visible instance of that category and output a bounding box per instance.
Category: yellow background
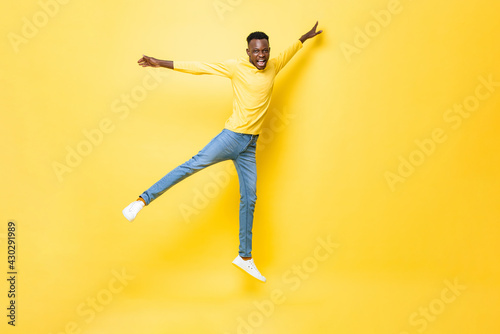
[1,0,499,333]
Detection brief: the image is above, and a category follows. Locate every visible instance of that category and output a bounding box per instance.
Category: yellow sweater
[173,40,303,135]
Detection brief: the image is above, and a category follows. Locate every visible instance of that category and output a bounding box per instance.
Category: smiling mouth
[257,59,266,67]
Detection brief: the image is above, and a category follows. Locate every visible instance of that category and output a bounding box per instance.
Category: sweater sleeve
[272,40,303,75]
[173,59,236,78]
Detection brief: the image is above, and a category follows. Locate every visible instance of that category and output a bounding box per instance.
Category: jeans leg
[233,137,258,258]
[140,130,236,205]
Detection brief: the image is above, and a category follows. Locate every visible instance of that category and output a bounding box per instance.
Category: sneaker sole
[232,262,266,283]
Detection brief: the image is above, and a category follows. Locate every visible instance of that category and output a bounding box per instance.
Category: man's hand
[138,55,160,68]
[138,55,173,69]
[300,21,323,43]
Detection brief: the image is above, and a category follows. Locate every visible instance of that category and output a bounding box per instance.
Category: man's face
[247,39,270,70]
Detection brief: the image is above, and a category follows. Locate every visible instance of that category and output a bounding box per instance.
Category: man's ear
[246,48,250,56]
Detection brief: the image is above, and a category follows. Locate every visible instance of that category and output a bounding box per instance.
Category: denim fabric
[140,129,259,257]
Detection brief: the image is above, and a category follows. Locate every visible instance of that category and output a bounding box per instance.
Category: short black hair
[246,31,269,45]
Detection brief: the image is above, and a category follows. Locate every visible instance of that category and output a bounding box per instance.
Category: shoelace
[246,260,258,272]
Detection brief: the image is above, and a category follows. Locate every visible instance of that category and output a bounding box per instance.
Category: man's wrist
[157,59,173,69]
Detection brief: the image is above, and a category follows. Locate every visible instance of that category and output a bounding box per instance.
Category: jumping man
[123,22,323,282]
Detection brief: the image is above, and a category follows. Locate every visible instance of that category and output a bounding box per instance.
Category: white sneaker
[232,255,266,282]
[122,200,145,222]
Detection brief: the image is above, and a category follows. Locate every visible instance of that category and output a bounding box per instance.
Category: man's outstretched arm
[273,21,323,74]
[138,55,173,69]
[137,55,235,77]
[299,21,323,44]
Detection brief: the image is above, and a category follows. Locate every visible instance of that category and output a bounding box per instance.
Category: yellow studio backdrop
[1,0,499,333]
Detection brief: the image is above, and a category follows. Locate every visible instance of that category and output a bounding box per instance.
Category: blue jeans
[140,129,259,258]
